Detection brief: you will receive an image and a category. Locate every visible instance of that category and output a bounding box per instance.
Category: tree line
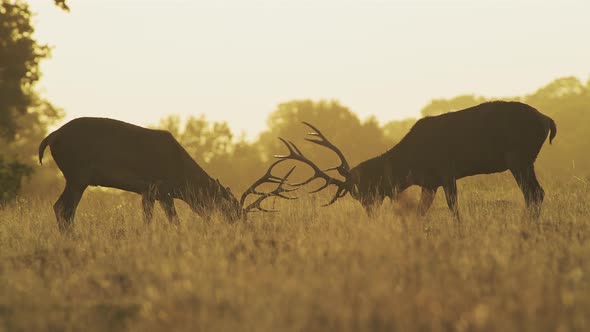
[152,78,590,195]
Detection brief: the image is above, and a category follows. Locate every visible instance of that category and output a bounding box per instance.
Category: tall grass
[1,177,589,331]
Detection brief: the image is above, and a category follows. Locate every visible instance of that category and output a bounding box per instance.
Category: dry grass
[1,176,589,332]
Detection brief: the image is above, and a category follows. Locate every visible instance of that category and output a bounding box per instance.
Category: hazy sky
[30,0,590,139]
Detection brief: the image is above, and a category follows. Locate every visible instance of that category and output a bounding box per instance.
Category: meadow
[0,174,589,332]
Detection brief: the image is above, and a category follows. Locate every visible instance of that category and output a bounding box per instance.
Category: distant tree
[156,101,393,194]
[416,76,590,178]
[258,99,390,171]
[0,0,64,201]
[420,95,488,117]
[0,1,50,139]
[157,115,233,165]
[0,156,31,205]
[157,115,182,138]
[227,137,267,192]
[523,76,590,176]
[382,118,417,145]
[526,77,586,102]
[156,115,266,192]
[53,0,69,11]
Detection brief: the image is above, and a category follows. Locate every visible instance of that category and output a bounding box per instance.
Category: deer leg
[361,194,384,218]
[141,192,156,224]
[442,180,460,222]
[196,207,213,223]
[363,203,379,217]
[159,195,180,226]
[417,187,437,216]
[511,165,544,220]
[54,182,86,232]
[528,168,545,220]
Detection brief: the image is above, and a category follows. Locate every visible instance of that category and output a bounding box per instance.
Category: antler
[274,137,349,206]
[240,161,298,213]
[241,122,353,210]
[302,121,351,178]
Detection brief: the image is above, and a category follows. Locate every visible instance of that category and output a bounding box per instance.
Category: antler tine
[275,138,318,181]
[267,122,353,206]
[239,159,289,207]
[274,138,313,167]
[301,122,351,176]
[322,186,348,207]
[243,166,298,213]
[270,135,351,206]
[275,137,346,189]
[301,121,328,141]
[245,188,299,213]
[274,138,298,158]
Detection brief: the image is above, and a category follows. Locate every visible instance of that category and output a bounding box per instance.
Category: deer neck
[180,173,221,208]
[381,145,412,193]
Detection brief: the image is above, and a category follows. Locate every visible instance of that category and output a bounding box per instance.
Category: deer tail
[548,117,557,144]
[38,131,57,165]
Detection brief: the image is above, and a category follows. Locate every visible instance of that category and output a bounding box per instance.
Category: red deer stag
[277,101,556,220]
[39,117,297,231]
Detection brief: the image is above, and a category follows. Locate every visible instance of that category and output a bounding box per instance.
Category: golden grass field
[1,174,589,332]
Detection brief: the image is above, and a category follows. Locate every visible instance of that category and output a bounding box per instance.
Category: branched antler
[242,122,353,210]
[240,161,298,213]
[302,121,350,178]
[274,136,349,206]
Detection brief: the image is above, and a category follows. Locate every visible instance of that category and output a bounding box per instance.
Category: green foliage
[0,0,51,140]
[0,0,64,202]
[0,156,31,204]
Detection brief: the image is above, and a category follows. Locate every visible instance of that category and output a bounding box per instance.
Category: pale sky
[30,0,590,139]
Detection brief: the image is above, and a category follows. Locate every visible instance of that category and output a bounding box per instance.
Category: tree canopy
[0,0,64,203]
[258,100,390,168]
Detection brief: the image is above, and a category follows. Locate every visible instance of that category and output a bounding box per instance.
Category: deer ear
[226,186,232,193]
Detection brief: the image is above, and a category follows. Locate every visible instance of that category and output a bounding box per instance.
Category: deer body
[350,101,556,218]
[39,118,249,231]
[284,101,556,220]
